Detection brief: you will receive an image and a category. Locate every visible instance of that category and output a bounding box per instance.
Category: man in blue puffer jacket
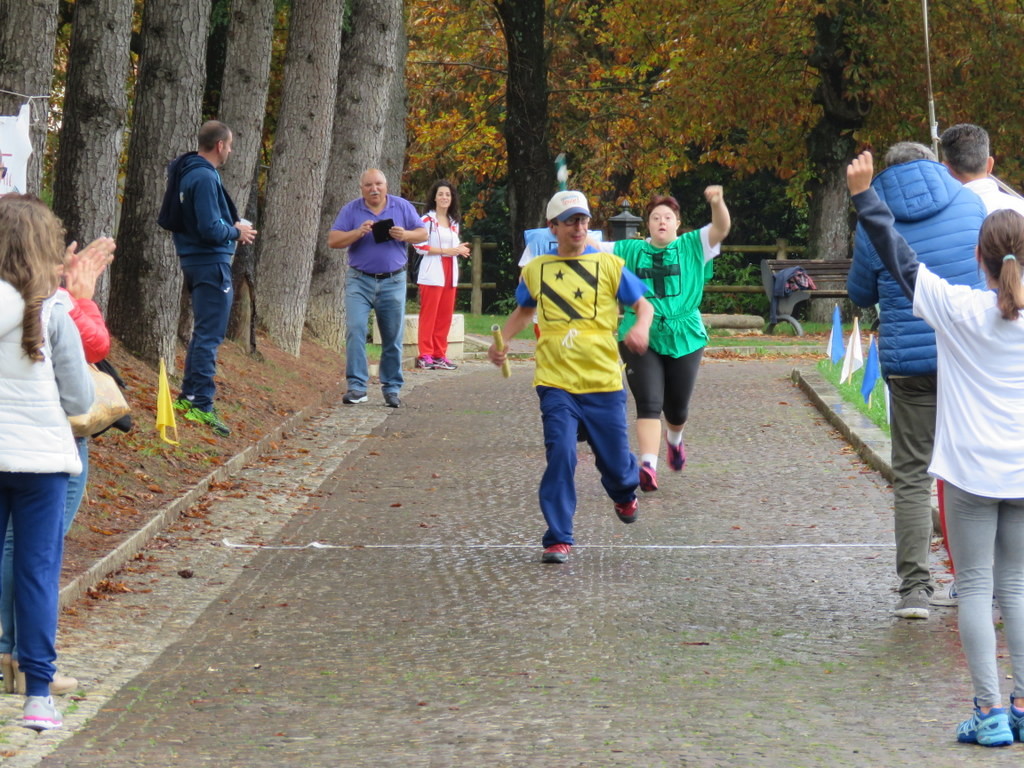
[847,141,986,620]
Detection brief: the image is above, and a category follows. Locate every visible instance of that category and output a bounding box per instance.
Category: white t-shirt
[965,178,1024,217]
[914,264,1024,497]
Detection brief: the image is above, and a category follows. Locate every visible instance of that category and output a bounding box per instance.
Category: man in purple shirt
[328,169,426,408]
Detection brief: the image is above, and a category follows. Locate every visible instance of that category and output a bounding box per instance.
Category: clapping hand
[63,236,116,300]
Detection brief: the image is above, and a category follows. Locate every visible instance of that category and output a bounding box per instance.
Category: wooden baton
[491,324,512,378]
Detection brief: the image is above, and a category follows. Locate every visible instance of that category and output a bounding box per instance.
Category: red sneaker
[639,462,658,493]
[666,438,686,471]
[614,498,638,524]
[541,543,571,564]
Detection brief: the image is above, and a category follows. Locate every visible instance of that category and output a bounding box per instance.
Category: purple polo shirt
[331,194,422,273]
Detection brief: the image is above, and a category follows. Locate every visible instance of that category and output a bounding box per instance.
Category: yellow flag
[156,358,179,445]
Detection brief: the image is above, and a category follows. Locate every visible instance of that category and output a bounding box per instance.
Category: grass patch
[707,335,822,347]
[462,313,536,340]
[816,357,890,435]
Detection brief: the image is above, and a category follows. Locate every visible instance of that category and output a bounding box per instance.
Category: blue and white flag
[826,304,844,365]
[861,334,881,405]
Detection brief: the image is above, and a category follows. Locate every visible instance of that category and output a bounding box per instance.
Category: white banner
[0,104,33,195]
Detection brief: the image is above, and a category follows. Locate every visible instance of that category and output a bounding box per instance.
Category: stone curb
[57,380,347,611]
[791,366,893,483]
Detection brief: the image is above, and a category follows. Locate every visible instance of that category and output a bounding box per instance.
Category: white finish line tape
[222,539,893,551]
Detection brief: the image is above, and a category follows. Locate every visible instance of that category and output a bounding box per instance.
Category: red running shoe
[639,462,658,493]
[666,437,686,471]
[614,498,638,524]
[541,543,571,563]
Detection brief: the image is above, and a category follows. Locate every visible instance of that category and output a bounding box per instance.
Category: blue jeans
[0,438,87,658]
[181,262,232,411]
[536,386,638,548]
[0,471,68,695]
[944,483,1024,708]
[344,268,405,395]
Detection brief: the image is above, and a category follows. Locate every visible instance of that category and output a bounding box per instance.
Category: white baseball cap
[546,190,591,222]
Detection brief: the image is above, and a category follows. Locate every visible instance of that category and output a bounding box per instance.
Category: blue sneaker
[1009,696,1024,741]
[957,702,1013,747]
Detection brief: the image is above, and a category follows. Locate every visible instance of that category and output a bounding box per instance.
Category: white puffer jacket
[0,281,93,475]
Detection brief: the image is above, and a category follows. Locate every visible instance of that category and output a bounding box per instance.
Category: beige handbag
[69,364,130,438]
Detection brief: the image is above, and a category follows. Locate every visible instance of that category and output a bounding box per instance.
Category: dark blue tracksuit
[169,154,239,412]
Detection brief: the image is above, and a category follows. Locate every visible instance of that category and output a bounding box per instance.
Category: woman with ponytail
[848,152,1024,748]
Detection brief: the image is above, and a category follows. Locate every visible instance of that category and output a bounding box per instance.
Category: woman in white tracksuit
[413,180,470,370]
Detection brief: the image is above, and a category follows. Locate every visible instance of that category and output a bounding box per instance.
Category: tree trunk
[255,0,344,356]
[107,0,209,370]
[226,162,260,348]
[51,0,133,314]
[804,5,869,324]
[0,0,59,196]
[306,0,405,352]
[217,0,275,347]
[380,16,408,192]
[493,0,552,298]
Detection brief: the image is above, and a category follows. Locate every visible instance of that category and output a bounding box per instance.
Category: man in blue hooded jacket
[164,121,256,437]
[847,141,986,619]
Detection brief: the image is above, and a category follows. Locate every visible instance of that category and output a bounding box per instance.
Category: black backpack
[157,152,197,233]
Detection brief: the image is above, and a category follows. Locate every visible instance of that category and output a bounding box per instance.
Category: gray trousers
[944,483,1024,708]
[888,375,937,597]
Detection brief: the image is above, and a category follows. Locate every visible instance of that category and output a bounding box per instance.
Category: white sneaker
[23,695,62,730]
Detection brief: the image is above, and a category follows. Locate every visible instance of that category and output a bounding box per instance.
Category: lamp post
[608,198,643,241]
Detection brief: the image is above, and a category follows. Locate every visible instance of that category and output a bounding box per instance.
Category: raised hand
[847,151,875,196]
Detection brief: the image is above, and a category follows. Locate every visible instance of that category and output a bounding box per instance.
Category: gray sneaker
[894,589,930,620]
[22,695,62,730]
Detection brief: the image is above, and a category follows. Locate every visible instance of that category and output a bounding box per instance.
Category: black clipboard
[371,218,395,243]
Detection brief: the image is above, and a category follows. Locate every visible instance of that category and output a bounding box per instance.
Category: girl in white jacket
[413,181,470,370]
[0,195,93,731]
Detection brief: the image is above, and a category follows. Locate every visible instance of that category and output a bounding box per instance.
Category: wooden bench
[761,258,851,336]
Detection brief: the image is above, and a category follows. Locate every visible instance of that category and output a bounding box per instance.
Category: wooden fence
[435,237,806,310]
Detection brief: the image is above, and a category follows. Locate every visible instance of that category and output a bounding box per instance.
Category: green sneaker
[183,407,230,437]
[173,396,194,413]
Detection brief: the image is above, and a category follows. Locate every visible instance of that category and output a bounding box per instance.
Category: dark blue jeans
[0,471,67,696]
[181,262,232,411]
[0,438,87,660]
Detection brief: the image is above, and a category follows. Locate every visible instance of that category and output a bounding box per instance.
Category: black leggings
[619,344,704,424]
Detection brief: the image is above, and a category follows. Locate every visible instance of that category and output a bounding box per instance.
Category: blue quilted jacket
[847,159,986,377]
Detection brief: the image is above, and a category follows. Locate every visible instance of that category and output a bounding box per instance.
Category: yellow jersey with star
[521,251,627,393]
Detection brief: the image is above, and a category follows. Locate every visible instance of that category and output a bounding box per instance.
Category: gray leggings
[944,483,1024,707]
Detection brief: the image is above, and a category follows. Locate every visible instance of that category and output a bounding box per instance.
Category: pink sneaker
[614,498,638,524]
[639,462,658,493]
[415,355,435,369]
[541,543,571,563]
[666,438,686,471]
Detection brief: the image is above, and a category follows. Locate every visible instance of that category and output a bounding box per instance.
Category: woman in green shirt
[604,187,730,492]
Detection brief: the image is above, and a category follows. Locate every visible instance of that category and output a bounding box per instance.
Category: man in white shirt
[940,123,1024,215]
